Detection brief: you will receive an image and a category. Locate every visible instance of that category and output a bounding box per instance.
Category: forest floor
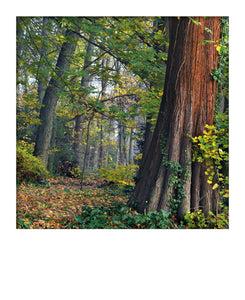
[17,176,228,229]
[16,175,130,229]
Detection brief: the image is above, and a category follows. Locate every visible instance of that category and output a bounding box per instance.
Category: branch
[71,30,129,67]
[100,94,138,103]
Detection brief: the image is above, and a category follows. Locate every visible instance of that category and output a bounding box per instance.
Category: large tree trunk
[34,29,77,167]
[128,17,220,220]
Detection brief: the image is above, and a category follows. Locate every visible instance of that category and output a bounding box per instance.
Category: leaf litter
[16,176,129,229]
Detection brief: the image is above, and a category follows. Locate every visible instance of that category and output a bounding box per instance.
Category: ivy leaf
[199,40,214,46]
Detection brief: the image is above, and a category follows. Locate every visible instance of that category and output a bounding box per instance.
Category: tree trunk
[73,114,85,170]
[34,29,78,167]
[128,127,134,163]
[47,116,57,173]
[73,37,95,170]
[104,119,112,168]
[117,121,127,166]
[80,114,93,189]
[98,117,104,169]
[128,17,220,220]
[92,142,99,171]
[37,17,50,104]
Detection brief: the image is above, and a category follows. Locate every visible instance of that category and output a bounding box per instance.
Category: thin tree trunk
[128,127,134,163]
[98,117,104,169]
[80,114,94,189]
[73,37,95,169]
[47,116,57,173]
[118,121,127,166]
[104,119,112,168]
[93,142,99,171]
[73,114,85,169]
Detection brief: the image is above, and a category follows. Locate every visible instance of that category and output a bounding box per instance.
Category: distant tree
[73,36,95,170]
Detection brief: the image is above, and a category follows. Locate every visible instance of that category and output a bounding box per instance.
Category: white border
[1,2,244,299]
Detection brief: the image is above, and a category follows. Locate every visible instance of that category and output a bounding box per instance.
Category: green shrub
[191,110,229,201]
[17,140,49,183]
[98,164,139,186]
[69,202,175,229]
[122,184,135,196]
[184,207,229,229]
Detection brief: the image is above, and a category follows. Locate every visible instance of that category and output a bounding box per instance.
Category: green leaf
[199,40,214,46]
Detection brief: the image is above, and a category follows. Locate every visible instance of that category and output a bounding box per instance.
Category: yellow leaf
[212,183,219,190]
[216,45,221,53]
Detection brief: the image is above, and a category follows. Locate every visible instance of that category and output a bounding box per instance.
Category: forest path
[16,176,128,229]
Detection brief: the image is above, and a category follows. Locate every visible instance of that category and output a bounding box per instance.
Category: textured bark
[128,17,220,219]
[34,29,78,167]
[141,117,153,167]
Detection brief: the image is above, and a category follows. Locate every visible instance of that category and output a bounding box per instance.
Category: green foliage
[161,137,191,215]
[98,164,139,186]
[17,175,228,229]
[17,218,32,229]
[191,111,229,200]
[184,207,229,229]
[69,202,175,229]
[211,17,229,100]
[137,86,163,125]
[69,167,83,178]
[189,17,202,26]
[122,184,135,196]
[17,17,169,176]
[47,115,76,176]
[17,141,49,183]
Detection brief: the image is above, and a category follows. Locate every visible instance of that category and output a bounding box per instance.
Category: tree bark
[128,17,220,220]
[98,117,104,168]
[128,127,134,163]
[73,114,85,169]
[80,114,94,189]
[34,29,78,167]
[73,37,95,169]
[37,17,50,104]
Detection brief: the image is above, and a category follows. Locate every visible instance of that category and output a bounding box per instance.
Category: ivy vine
[161,135,191,215]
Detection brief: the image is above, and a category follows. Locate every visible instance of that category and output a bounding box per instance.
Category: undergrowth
[17,175,229,229]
